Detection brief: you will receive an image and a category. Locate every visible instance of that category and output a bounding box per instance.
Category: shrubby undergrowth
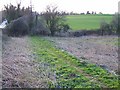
[99,13,119,35]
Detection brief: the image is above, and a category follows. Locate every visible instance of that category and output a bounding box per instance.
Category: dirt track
[46,36,118,74]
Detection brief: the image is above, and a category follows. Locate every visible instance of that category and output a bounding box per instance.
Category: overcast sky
[0,0,119,14]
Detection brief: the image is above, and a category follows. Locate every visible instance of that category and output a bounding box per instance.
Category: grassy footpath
[66,14,113,30]
[30,36,118,88]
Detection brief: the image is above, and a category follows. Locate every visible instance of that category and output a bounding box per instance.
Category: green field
[66,14,113,30]
[31,36,118,88]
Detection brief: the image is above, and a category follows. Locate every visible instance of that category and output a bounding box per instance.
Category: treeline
[42,11,100,16]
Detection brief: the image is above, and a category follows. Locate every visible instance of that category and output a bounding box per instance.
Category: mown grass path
[30,36,119,88]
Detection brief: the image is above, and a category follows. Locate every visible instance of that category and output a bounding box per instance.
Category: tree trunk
[51,30,55,36]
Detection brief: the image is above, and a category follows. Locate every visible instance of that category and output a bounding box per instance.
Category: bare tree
[4,3,32,23]
[42,5,67,36]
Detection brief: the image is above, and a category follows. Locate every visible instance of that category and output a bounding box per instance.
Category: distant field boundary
[66,14,114,16]
[66,14,113,30]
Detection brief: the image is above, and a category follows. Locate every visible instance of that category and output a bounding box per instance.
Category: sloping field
[31,36,118,88]
[2,36,119,88]
[66,14,113,30]
[46,36,118,73]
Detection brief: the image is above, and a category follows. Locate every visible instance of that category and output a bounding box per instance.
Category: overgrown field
[30,36,118,88]
[66,14,113,30]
